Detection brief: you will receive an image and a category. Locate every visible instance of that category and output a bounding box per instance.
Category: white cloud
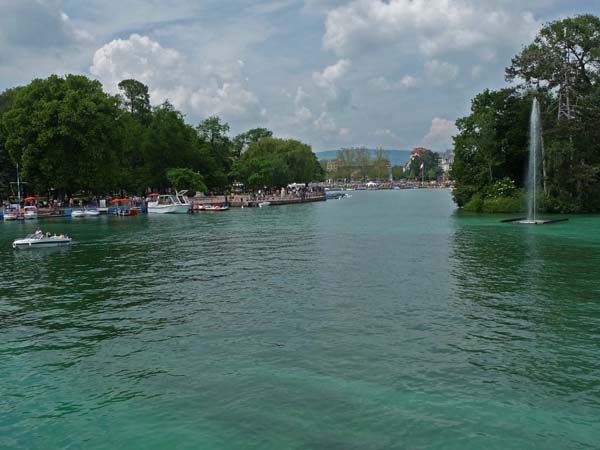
[90,34,259,119]
[313,59,352,90]
[424,59,459,85]
[313,111,338,132]
[421,118,458,150]
[369,74,418,91]
[323,0,539,60]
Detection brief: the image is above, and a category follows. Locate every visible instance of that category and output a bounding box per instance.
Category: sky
[0,0,597,152]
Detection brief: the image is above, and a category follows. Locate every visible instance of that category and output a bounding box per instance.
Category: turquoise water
[1,190,599,449]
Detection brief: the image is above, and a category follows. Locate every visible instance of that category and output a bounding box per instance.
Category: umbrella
[24,196,37,201]
[110,198,130,203]
[148,193,159,197]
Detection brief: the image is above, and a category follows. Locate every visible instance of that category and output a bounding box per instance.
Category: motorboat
[13,232,72,249]
[203,204,229,211]
[72,208,100,217]
[147,191,191,214]
[258,201,271,207]
[23,205,37,219]
[3,206,21,221]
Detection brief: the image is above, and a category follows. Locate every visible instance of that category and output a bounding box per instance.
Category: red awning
[148,193,159,197]
[110,198,130,203]
[24,196,37,201]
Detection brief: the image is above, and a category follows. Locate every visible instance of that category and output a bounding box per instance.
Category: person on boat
[46,232,51,238]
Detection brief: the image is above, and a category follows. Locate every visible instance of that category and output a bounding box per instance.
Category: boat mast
[16,164,21,209]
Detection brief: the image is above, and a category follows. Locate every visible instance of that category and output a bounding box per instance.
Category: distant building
[326,159,342,172]
[440,150,454,176]
[405,147,431,170]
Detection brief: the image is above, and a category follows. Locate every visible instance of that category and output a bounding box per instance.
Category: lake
[1,190,599,449]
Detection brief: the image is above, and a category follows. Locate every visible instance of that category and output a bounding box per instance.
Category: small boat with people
[147,191,191,214]
[258,201,271,207]
[12,229,72,249]
[203,204,229,211]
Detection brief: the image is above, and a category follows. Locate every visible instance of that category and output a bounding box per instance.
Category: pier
[194,192,326,208]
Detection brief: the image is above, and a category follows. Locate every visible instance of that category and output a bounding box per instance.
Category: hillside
[316,149,412,166]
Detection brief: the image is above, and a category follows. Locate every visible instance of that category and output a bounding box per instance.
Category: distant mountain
[316,149,413,166]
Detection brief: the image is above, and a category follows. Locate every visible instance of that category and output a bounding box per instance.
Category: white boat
[71,209,100,217]
[203,204,229,211]
[3,206,20,221]
[13,233,72,249]
[23,206,37,219]
[147,191,191,214]
[258,201,271,207]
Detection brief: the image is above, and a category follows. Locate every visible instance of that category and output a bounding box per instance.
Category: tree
[506,15,600,119]
[197,116,233,189]
[166,167,207,194]
[141,101,203,191]
[391,165,404,180]
[233,128,273,158]
[1,75,123,196]
[451,89,532,206]
[234,137,323,189]
[406,150,442,182]
[0,88,20,198]
[118,79,151,119]
[371,148,391,180]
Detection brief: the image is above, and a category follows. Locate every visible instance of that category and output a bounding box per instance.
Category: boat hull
[147,204,190,214]
[13,238,72,249]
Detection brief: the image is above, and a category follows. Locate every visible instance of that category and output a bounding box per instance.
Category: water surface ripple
[1,190,599,449]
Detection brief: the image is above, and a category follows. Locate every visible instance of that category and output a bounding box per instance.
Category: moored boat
[258,201,271,207]
[23,205,37,219]
[72,208,100,217]
[203,204,229,211]
[147,191,191,214]
[3,206,21,221]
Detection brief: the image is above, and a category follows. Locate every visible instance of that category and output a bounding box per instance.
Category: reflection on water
[450,214,600,405]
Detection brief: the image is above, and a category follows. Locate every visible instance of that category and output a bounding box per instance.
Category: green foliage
[332,147,393,181]
[486,177,518,198]
[0,87,20,197]
[464,192,526,213]
[118,79,151,120]
[166,168,207,194]
[455,15,600,213]
[196,116,233,190]
[506,15,600,93]
[1,75,122,195]
[391,165,404,180]
[405,150,442,181]
[451,88,533,207]
[0,74,321,198]
[233,128,272,158]
[234,137,323,189]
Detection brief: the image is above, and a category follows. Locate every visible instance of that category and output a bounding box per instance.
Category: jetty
[194,192,326,208]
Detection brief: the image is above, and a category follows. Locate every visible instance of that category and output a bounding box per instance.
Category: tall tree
[233,128,273,158]
[196,116,233,189]
[118,79,151,119]
[506,15,600,119]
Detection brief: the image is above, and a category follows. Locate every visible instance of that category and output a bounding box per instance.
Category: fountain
[504,98,567,225]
